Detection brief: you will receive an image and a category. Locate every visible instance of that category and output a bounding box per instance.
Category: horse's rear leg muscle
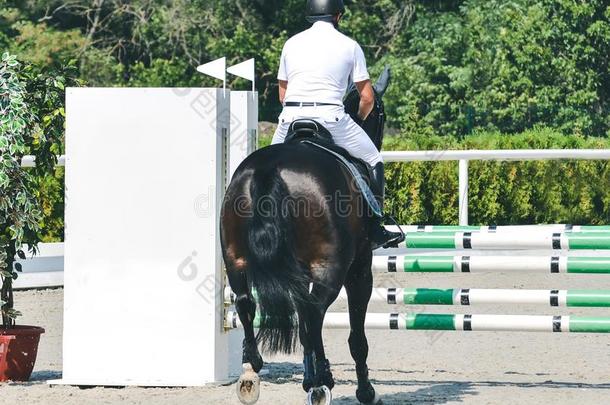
[344,250,380,404]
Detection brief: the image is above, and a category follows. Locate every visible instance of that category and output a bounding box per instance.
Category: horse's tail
[246,166,310,354]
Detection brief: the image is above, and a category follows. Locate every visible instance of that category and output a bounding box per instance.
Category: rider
[272,0,404,250]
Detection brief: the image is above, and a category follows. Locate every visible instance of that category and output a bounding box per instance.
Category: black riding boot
[369,162,405,250]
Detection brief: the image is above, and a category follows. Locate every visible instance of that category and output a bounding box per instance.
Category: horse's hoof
[236,363,260,405]
[306,385,332,405]
[360,395,382,405]
[357,385,382,405]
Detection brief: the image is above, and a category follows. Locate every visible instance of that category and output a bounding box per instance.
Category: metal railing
[381,149,610,226]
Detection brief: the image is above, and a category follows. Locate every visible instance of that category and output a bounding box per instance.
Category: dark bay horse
[220,69,391,405]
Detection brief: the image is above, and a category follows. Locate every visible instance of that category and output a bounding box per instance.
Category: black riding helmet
[306,0,346,23]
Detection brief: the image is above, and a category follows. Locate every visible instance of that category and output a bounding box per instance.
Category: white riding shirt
[278,21,370,105]
[272,21,382,166]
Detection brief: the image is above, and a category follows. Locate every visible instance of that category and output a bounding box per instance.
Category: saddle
[284,119,382,217]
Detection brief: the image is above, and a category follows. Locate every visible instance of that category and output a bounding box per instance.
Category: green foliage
[126,59,200,87]
[34,168,64,243]
[382,0,610,136]
[0,52,40,326]
[0,53,77,327]
[3,1,609,133]
[9,21,85,66]
[0,1,417,120]
[0,53,39,249]
[383,128,610,225]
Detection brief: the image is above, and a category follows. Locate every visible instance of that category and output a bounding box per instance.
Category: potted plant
[0,52,76,381]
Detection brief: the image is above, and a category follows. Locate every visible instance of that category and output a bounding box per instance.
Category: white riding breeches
[271,105,383,166]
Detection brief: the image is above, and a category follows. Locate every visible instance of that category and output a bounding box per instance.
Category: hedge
[383,128,610,225]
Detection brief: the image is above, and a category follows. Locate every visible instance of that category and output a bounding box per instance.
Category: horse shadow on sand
[261,362,477,403]
[262,362,610,404]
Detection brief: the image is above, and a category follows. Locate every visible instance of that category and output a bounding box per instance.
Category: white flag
[227,58,255,82]
[197,57,226,82]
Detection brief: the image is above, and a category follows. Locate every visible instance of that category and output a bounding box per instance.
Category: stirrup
[380,216,405,249]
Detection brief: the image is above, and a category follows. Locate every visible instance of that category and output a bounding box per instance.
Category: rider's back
[279,21,369,105]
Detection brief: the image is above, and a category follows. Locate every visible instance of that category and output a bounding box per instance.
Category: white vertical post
[229,91,259,179]
[459,159,469,226]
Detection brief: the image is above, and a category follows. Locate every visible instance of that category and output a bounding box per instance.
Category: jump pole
[225,288,610,307]
[399,232,610,250]
[388,225,610,233]
[225,311,610,333]
[347,288,610,307]
[372,255,610,274]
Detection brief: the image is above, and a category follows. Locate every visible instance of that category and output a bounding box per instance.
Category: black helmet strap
[306,14,334,23]
[306,13,341,28]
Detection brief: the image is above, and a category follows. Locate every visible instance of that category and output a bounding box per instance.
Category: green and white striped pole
[225,311,610,333]
[388,225,610,233]
[372,255,610,274]
[347,288,610,307]
[399,232,610,250]
[226,288,610,307]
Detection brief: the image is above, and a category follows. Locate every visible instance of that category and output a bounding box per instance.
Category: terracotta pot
[0,325,45,382]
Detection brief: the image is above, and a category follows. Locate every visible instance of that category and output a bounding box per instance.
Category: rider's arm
[278,80,288,105]
[355,80,374,122]
[352,42,373,122]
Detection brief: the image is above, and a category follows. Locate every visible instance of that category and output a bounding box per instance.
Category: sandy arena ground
[2,266,610,404]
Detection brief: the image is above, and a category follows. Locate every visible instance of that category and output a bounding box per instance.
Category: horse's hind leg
[305,282,341,404]
[344,250,381,405]
[227,267,263,372]
[227,265,263,405]
[298,308,316,392]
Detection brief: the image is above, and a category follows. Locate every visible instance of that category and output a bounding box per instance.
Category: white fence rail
[381,149,610,161]
[13,243,64,289]
[21,155,66,167]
